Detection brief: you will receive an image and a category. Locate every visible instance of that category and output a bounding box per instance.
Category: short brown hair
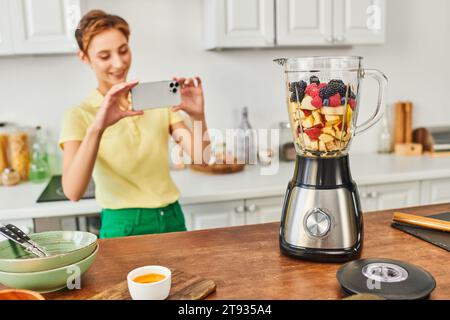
[75,10,130,53]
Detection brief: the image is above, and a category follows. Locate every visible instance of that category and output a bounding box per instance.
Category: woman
[59,10,210,238]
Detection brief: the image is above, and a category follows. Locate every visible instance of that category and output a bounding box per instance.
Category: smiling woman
[59,10,211,239]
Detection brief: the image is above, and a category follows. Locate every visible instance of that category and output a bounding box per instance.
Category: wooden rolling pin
[393,212,450,232]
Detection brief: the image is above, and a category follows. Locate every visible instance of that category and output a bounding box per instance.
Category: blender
[274,56,387,262]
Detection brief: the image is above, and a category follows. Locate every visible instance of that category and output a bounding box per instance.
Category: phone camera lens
[172,88,177,93]
[175,82,179,87]
[169,82,174,88]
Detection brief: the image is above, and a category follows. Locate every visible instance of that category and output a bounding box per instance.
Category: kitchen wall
[1,0,449,168]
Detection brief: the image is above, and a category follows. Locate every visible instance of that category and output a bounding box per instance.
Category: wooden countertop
[38,203,450,299]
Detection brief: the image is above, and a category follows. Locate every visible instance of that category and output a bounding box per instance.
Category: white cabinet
[275,0,333,46]
[0,0,80,55]
[0,0,13,55]
[333,0,386,45]
[246,196,284,224]
[182,196,284,231]
[182,200,246,231]
[421,178,450,205]
[360,182,421,212]
[204,0,386,48]
[204,0,275,49]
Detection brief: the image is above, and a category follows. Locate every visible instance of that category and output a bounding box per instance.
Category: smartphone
[131,80,181,110]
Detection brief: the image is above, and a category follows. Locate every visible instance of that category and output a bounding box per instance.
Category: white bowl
[127,266,171,300]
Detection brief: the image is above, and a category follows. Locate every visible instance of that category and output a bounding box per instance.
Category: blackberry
[290,90,305,103]
[289,80,307,93]
[309,76,320,85]
[319,86,338,99]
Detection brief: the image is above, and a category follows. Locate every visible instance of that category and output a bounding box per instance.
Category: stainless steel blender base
[280,185,363,262]
[279,155,363,262]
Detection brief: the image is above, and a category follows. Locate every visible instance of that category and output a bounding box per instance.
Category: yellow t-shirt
[59,90,184,209]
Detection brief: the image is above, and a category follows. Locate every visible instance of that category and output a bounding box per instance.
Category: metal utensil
[0,224,50,257]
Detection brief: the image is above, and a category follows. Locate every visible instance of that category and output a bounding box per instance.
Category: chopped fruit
[312,123,324,129]
[334,122,343,132]
[319,83,327,89]
[304,127,322,140]
[305,83,318,96]
[329,93,342,107]
[319,133,335,143]
[325,140,337,150]
[309,76,320,85]
[300,109,312,117]
[349,98,356,110]
[322,106,345,115]
[300,96,316,110]
[325,114,340,122]
[301,115,314,128]
[346,105,353,124]
[311,96,323,108]
[310,140,319,151]
[342,132,351,141]
[319,141,327,152]
[323,98,330,106]
[312,110,323,125]
[322,126,335,137]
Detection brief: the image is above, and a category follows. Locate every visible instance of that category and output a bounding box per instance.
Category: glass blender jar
[274,56,387,262]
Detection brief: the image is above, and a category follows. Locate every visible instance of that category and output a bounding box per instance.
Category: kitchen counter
[1,153,450,220]
[38,203,450,300]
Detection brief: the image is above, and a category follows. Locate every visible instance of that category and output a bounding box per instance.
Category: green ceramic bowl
[0,231,97,273]
[0,244,98,293]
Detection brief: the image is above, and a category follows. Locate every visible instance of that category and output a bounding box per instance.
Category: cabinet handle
[369,191,379,198]
[325,36,334,43]
[361,192,369,198]
[266,38,274,45]
[235,205,245,213]
[247,203,257,213]
[335,36,345,43]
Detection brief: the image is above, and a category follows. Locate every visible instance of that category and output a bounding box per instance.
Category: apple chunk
[322,106,345,115]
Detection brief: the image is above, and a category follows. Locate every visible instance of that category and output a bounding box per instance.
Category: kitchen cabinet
[421,178,450,205]
[0,0,81,55]
[0,0,13,55]
[333,0,386,45]
[204,0,275,49]
[182,200,246,230]
[183,196,284,230]
[205,0,386,48]
[359,181,421,212]
[275,0,333,46]
[245,196,284,224]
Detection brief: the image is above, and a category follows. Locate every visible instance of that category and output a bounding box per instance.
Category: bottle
[29,126,50,182]
[377,112,392,154]
[237,107,257,164]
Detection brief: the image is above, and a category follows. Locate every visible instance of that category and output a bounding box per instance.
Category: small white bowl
[127,266,171,300]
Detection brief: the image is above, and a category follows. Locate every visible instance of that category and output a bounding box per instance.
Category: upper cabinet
[204,0,275,49]
[0,0,13,55]
[276,0,333,46]
[204,0,386,49]
[0,0,81,56]
[333,0,386,45]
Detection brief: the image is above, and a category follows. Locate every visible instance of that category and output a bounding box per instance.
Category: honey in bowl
[133,273,166,284]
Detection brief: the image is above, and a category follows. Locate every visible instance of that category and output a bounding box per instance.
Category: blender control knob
[305,208,331,238]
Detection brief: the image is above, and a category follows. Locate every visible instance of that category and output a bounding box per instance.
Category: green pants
[99,201,187,239]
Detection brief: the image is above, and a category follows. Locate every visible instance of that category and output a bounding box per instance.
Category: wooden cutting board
[88,269,216,300]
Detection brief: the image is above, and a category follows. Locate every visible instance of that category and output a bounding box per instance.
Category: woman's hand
[91,80,144,133]
[171,76,205,119]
